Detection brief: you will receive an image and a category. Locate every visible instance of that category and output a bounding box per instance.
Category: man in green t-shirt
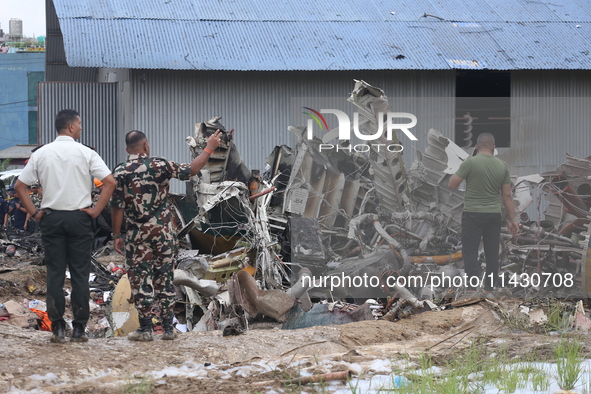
[448,133,519,290]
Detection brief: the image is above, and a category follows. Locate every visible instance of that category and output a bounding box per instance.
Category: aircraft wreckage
[145,79,589,334]
[3,80,591,336]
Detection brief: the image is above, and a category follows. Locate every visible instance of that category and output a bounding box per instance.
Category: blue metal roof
[53,0,591,70]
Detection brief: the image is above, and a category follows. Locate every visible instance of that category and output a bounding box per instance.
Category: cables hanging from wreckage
[501,179,587,285]
[346,211,460,276]
[197,178,289,291]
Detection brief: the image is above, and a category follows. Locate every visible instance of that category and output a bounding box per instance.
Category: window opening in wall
[455,71,511,148]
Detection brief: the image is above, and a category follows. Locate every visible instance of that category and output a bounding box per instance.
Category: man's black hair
[125,130,147,148]
[55,109,80,133]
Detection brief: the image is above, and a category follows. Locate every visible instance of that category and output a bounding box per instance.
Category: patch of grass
[381,342,560,394]
[432,371,463,394]
[482,346,508,385]
[349,337,585,394]
[400,352,431,393]
[120,376,152,394]
[498,307,532,333]
[545,301,572,332]
[531,368,550,391]
[581,367,591,394]
[555,336,584,390]
[496,368,520,393]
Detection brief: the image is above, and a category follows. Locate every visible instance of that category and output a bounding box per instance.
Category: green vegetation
[0,158,11,172]
[556,337,584,390]
[120,376,153,394]
[343,337,588,394]
[254,335,588,394]
[545,301,573,333]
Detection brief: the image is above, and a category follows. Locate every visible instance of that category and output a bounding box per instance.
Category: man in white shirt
[15,109,116,343]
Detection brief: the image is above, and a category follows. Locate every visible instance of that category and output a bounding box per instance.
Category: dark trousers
[40,210,93,325]
[461,212,502,286]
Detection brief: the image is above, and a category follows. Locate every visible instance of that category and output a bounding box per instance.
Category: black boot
[162,315,177,340]
[50,320,66,344]
[71,322,88,343]
[128,316,153,342]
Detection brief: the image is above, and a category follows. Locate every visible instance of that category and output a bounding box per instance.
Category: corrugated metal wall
[501,70,591,176]
[129,70,456,193]
[38,82,119,169]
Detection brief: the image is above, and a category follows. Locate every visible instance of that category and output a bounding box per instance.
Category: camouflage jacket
[30,193,42,210]
[91,187,100,206]
[111,153,191,234]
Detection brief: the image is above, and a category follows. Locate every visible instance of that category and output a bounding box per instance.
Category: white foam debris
[28,373,58,382]
[368,359,392,373]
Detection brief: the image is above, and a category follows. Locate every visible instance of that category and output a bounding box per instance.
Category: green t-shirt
[455,154,511,213]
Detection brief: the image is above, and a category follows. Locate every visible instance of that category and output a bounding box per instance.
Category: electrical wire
[0,100,35,106]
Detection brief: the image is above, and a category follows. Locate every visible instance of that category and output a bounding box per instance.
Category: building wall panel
[38,82,118,169]
[502,70,591,176]
[0,53,45,151]
[128,70,456,192]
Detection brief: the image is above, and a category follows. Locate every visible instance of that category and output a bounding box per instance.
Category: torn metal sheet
[194,181,249,221]
[443,139,470,175]
[186,116,251,184]
[110,274,139,337]
[407,129,466,231]
[560,153,591,179]
[181,136,289,287]
[513,175,545,212]
[183,286,206,332]
[290,217,326,266]
[228,270,297,322]
[347,79,410,212]
[275,128,373,229]
[173,269,219,297]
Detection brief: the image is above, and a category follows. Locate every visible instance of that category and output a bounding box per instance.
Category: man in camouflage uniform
[26,184,43,233]
[30,184,43,209]
[91,178,103,205]
[111,129,221,341]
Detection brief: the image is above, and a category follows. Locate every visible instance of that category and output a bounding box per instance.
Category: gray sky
[2,0,46,38]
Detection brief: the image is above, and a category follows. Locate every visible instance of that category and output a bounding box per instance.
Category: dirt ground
[1,253,588,393]
[1,299,577,393]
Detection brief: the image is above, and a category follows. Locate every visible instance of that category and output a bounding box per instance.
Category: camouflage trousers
[126,228,177,319]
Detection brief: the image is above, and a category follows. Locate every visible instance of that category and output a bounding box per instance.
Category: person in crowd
[15,109,115,343]
[0,190,9,228]
[111,129,220,341]
[8,186,27,231]
[448,132,519,292]
[25,183,43,233]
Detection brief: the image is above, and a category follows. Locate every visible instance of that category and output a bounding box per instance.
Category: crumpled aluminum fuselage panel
[408,129,467,232]
[279,131,373,229]
[347,79,410,213]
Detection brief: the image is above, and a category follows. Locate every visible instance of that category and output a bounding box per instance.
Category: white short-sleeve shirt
[18,136,111,211]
